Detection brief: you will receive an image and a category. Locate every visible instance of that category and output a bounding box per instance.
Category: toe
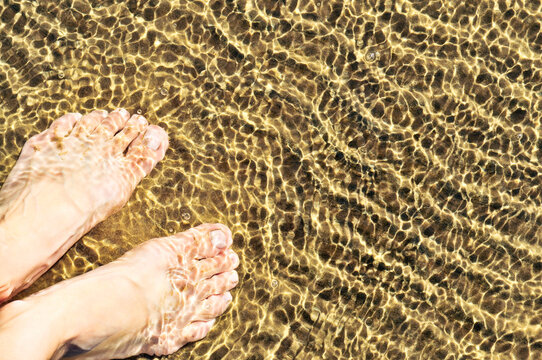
[111,114,148,153]
[71,110,108,137]
[93,108,131,138]
[180,319,215,344]
[196,292,233,321]
[186,224,233,259]
[125,125,169,185]
[197,270,239,299]
[47,113,82,139]
[194,249,239,280]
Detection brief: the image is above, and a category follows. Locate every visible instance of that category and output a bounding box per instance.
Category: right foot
[0,224,239,360]
[0,109,169,302]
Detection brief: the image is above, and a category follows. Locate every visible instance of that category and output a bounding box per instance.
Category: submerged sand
[0,1,541,359]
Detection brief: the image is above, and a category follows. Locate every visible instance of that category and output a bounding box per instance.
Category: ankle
[0,299,71,359]
[43,269,152,359]
[0,209,82,303]
[0,218,44,303]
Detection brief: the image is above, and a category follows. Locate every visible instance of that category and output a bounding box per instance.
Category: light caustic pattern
[0,1,541,359]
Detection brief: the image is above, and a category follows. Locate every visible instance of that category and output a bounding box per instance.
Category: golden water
[1,0,542,359]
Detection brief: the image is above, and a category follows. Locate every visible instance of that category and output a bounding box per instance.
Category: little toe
[111,114,148,154]
[196,292,233,321]
[125,125,169,184]
[194,249,239,280]
[180,319,215,345]
[71,110,108,137]
[93,108,131,138]
[187,224,233,259]
[47,113,82,139]
[197,270,239,300]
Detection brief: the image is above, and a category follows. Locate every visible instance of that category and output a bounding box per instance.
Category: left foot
[0,109,169,302]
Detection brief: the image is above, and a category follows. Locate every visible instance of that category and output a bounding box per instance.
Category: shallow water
[1,0,542,359]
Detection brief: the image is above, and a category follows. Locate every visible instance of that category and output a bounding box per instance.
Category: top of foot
[55,223,238,359]
[0,109,169,302]
[0,224,240,360]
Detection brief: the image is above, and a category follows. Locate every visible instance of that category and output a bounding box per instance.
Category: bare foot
[0,224,239,360]
[0,109,169,302]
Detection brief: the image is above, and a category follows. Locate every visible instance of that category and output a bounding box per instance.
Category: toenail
[143,129,161,150]
[115,108,129,117]
[136,115,147,125]
[225,292,233,301]
[229,252,238,262]
[210,230,227,249]
[231,272,239,285]
[96,110,108,117]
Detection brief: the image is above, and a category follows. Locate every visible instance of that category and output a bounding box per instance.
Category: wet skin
[0,109,168,302]
[0,110,239,359]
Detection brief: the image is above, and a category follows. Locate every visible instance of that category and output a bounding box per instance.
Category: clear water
[1,1,542,359]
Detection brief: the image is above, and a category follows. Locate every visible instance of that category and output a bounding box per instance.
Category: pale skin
[0,109,239,359]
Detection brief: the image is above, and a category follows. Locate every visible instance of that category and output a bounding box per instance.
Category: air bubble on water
[168,228,174,233]
[136,109,143,115]
[58,71,65,79]
[182,212,191,220]
[160,87,168,96]
[271,279,278,288]
[366,52,376,61]
[517,133,523,140]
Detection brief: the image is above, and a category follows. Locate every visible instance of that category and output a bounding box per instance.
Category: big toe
[179,223,233,259]
[125,125,169,184]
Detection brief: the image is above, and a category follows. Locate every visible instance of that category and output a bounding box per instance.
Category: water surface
[1,1,542,359]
